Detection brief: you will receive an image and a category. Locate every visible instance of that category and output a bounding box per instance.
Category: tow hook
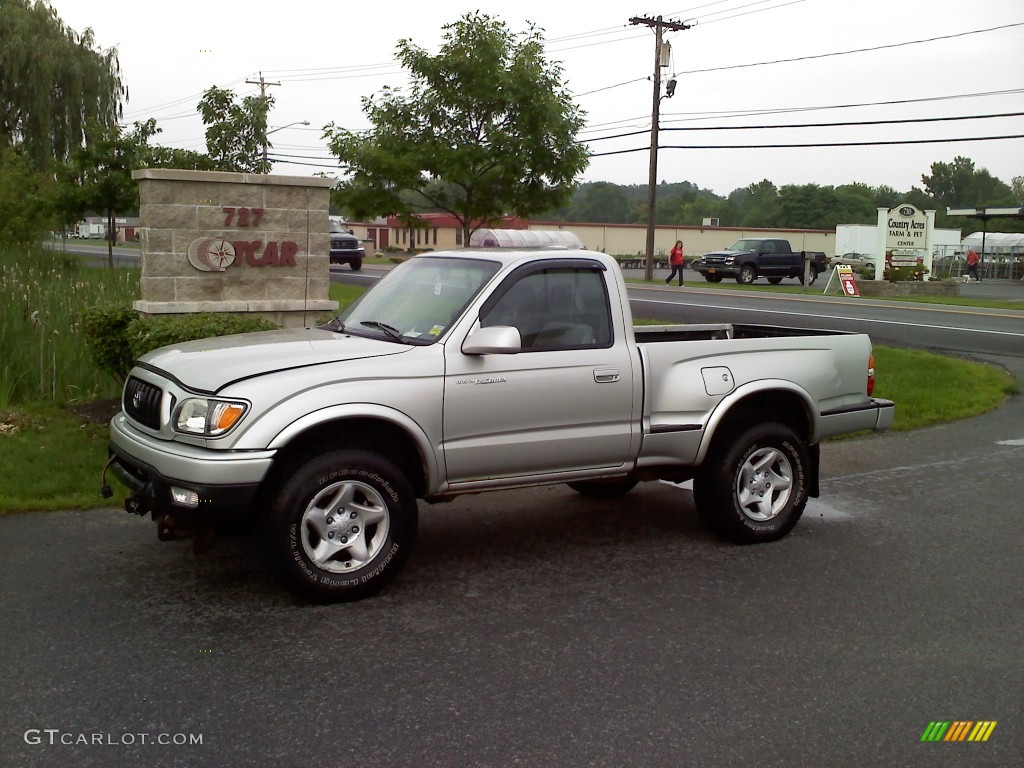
[155,513,217,555]
[124,493,150,517]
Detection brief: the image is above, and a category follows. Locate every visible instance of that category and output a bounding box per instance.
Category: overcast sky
[55,0,1023,197]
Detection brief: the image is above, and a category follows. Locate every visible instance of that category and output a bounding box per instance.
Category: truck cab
[698,238,825,285]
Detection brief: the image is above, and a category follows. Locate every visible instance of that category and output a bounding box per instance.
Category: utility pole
[246,71,280,172]
[630,16,692,281]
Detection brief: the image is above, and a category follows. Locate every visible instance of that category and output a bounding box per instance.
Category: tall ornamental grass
[0,244,139,407]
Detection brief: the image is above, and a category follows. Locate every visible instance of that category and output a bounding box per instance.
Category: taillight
[867,353,875,396]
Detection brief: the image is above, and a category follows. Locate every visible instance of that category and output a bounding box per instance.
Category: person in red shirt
[966,248,980,282]
[665,240,685,286]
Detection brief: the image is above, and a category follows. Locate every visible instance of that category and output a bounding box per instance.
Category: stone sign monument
[132,169,338,328]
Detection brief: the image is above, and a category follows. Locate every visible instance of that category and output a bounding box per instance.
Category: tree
[325,12,588,245]
[57,120,159,265]
[0,0,124,170]
[0,148,53,245]
[921,156,1015,209]
[1011,176,1024,204]
[575,182,632,223]
[730,180,780,227]
[197,86,274,173]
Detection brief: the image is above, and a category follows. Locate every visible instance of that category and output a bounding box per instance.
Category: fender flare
[267,403,442,493]
[695,380,818,465]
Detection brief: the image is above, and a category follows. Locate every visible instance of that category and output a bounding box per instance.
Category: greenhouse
[958,232,1023,280]
[469,228,584,249]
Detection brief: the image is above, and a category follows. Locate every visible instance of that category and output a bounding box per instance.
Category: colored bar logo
[921,721,997,742]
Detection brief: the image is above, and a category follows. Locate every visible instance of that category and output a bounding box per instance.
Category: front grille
[123,376,163,429]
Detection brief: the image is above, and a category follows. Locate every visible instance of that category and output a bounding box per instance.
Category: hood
[705,249,748,257]
[137,328,409,393]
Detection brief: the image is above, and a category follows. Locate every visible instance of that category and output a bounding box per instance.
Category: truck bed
[634,323,844,343]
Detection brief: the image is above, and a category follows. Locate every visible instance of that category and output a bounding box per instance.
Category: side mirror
[462,326,522,355]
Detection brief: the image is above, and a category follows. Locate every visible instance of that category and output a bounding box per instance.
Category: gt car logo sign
[187,238,299,272]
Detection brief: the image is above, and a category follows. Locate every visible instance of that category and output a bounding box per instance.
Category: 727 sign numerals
[223,207,264,227]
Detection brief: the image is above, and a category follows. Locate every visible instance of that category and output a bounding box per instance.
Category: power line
[677,22,1024,75]
[660,88,1024,124]
[590,133,1024,157]
[579,87,1024,139]
[659,111,1024,132]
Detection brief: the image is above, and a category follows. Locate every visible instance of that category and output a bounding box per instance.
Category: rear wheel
[737,265,756,284]
[693,422,809,543]
[266,450,417,602]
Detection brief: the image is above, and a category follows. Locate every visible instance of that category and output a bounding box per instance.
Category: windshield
[726,239,763,252]
[330,221,350,234]
[331,256,501,344]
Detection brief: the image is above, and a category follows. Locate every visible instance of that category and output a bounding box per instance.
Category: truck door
[760,239,783,275]
[442,261,636,483]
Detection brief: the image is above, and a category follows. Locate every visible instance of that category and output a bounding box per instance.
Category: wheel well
[264,417,428,497]
[709,390,813,449]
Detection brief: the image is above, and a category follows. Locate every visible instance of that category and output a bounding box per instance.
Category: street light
[262,120,310,170]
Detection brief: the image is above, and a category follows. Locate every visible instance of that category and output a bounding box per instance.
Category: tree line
[2,0,1021,259]
[540,160,1024,233]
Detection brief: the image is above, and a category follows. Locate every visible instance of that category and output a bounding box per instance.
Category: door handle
[594,368,620,383]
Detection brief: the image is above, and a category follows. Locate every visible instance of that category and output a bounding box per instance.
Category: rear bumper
[817,398,895,440]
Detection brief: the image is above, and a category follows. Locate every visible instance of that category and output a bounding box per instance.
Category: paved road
[2,256,1020,766]
[2,374,1021,766]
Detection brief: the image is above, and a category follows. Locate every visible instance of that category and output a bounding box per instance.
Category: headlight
[724,256,736,265]
[174,398,249,436]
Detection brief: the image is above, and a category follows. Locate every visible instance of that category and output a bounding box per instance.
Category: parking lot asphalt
[2,374,1021,768]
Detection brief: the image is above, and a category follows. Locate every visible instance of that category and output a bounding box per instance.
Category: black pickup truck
[697,238,827,285]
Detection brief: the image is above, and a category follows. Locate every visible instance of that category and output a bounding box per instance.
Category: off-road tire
[266,450,417,602]
[693,422,809,544]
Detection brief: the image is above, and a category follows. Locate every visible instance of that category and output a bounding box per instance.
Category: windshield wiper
[360,320,410,344]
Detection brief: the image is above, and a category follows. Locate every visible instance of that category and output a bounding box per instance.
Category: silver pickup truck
[107,249,894,601]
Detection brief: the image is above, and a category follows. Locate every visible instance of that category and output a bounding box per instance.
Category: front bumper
[108,413,274,519]
[698,263,739,277]
[330,248,365,264]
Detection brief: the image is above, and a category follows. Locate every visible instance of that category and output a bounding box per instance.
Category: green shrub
[81,303,139,384]
[1,245,139,406]
[884,265,928,282]
[82,303,278,382]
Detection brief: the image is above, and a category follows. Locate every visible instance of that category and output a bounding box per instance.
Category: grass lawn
[0,341,1016,514]
[1,278,1019,513]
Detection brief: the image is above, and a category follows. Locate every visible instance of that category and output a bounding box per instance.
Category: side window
[762,241,775,254]
[480,267,613,351]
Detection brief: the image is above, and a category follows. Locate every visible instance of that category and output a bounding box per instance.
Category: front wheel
[693,423,810,543]
[266,450,418,602]
[737,265,756,284]
[767,277,783,285]
[350,258,363,271]
[705,274,723,283]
